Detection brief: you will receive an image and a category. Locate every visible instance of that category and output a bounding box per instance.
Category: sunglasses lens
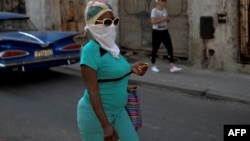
[114,18,119,25]
[103,19,112,26]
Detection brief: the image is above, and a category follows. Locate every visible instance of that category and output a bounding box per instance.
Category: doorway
[239,0,250,63]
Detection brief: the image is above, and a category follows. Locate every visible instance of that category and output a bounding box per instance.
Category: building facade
[1,0,250,73]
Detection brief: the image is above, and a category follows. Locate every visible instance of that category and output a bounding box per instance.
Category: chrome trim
[0,37,47,45]
[0,54,79,68]
[0,32,81,46]
[18,31,45,44]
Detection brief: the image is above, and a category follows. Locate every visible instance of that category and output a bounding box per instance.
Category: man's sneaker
[170,66,182,73]
[151,66,159,72]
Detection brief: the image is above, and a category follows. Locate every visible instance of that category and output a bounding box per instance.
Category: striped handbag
[125,85,142,131]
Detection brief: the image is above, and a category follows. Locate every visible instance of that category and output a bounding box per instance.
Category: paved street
[0,70,82,141]
[137,85,250,141]
[0,67,250,141]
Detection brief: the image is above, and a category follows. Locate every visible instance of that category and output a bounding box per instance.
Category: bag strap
[97,46,132,82]
[98,71,132,82]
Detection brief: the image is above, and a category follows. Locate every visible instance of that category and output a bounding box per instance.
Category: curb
[57,66,250,106]
[129,79,250,106]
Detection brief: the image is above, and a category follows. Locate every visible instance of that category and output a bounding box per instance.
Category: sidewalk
[61,55,250,106]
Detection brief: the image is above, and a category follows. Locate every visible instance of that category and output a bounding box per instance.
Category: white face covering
[85,24,120,58]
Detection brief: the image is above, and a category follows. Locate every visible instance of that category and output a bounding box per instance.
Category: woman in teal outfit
[77,1,148,141]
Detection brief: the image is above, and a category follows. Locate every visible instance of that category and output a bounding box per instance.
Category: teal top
[80,40,131,111]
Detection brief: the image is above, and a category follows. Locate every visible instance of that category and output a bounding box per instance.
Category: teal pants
[77,100,139,141]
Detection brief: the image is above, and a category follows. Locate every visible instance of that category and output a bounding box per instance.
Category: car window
[0,19,37,32]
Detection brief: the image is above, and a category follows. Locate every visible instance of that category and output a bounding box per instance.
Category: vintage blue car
[0,12,82,72]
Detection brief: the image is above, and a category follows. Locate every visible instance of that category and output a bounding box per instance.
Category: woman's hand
[103,125,119,141]
[132,62,148,76]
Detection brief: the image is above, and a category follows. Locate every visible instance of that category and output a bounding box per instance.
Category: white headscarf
[85,24,120,58]
[84,0,120,58]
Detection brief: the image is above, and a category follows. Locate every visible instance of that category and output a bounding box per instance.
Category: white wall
[26,0,249,72]
[26,0,61,31]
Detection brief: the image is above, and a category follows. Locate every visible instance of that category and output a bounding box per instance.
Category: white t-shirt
[151,7,168,30]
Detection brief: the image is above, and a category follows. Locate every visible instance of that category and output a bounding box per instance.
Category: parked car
[0,12,82,72]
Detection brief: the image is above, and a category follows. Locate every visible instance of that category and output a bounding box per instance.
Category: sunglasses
[96,17,119,26]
